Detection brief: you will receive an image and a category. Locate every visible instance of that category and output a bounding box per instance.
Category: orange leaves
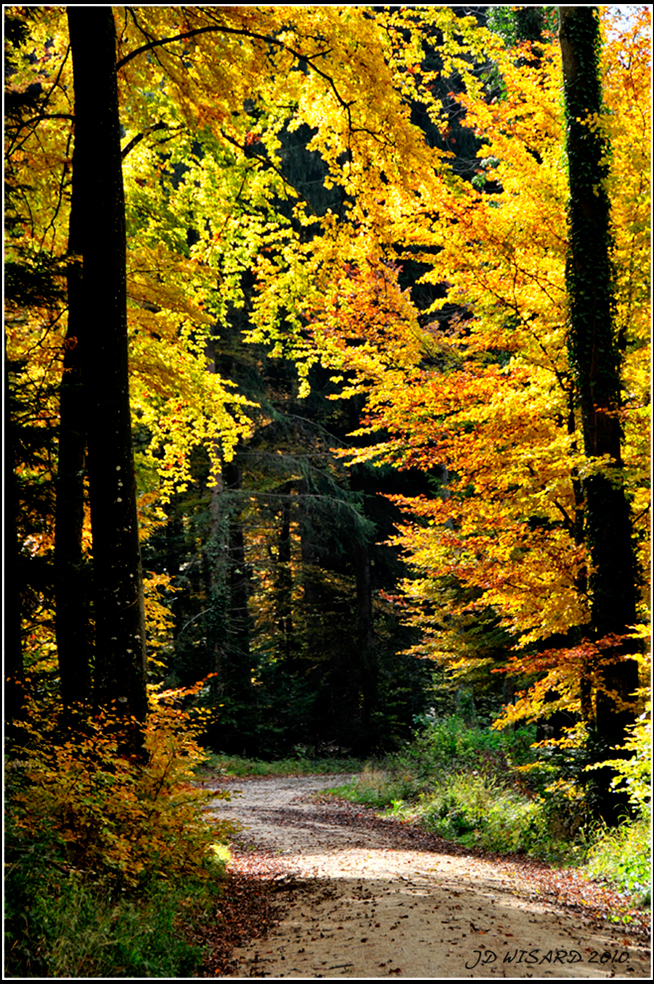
[303,246,590,654]
[7,684,229,887]
[492,633,648,733]
[307,259,424,385]
[395,498,588,649]
[299,11,649,743]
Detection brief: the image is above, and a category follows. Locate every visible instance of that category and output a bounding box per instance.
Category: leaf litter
[193,774,650,978]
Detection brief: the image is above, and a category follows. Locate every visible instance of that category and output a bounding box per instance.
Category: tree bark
[277,485,295,664]
[54,130,91,708]
[353,538,379,747]
[223,460,252,691]
[4,357,25,725]
[559,7,639,805]
[205,334,252,695]
[67,8,147,725]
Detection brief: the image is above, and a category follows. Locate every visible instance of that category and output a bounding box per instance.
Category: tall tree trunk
[68,8,147,726]
[205,335,251,695]
[559,7,639,811]
[208,465,229,687]
[223,461,252,692]
[277,485,294,664]
[353,538,378,743]
[54,133,91,708]
[4,358,25,725]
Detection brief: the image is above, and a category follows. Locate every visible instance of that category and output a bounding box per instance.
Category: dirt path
[204,775,651,979]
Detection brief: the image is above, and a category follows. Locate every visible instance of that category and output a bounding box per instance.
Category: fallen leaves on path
[188,846,290,977]
[190,776,650,978]
[326,796,651,941]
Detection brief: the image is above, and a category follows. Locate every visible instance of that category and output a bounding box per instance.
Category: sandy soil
[204,775,651,980]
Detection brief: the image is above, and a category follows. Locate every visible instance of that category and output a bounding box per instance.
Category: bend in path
[204,774,651,979]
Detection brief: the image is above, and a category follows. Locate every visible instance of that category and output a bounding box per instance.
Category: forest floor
[196,773,651,980]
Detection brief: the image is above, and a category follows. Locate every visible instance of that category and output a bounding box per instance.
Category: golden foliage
[7,682,229,888]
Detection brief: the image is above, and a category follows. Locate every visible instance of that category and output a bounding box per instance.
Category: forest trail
[202,775,651,980]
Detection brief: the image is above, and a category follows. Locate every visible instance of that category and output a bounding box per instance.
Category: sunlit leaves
[7,685,229,887]
[7,4,649,736]
[299,8,651,730]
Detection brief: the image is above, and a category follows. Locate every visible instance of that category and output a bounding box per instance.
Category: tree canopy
[5,4,650,797]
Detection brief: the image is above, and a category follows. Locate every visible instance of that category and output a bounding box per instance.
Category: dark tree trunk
[277,485,294,663]
[353,538,378,737]
[205,336,251,694]
[68,8,147,725]
[208,469,228,684]
[559,6,639,812]
[54,132,91,708]
[223,460,252,692]
[4,359,25,725]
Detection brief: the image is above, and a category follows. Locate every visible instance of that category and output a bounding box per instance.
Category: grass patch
[406,773,576,859]
[4,849,229,978]
[332,768,585,862]
[328,715,595,865]
[201,753,366,777]
[584,814,651,904]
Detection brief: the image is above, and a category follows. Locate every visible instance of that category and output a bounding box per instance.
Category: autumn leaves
[6,7,650,767]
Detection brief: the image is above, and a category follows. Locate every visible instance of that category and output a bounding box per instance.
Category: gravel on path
[197,774,651,980]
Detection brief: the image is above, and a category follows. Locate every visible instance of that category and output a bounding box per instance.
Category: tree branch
[121,121,183,159]
[116,21,355,119]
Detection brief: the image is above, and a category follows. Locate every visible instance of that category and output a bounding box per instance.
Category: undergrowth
[329,714,651,898]
[584,814,651,906]
[4,863,217,978]
[202,752,366,777]
[5,683,232,978]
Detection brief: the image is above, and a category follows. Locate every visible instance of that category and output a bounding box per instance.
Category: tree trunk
[223,461,251,688]
[559,6,639,812]
[4,358,25,725]
[54,130,91,708]
[353,538,378,741]
[205,335,251,695]
[277,485,295,664]
[68,8,147,726]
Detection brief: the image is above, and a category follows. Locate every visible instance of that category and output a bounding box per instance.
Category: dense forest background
[6,4,649,755]
[4,5,651,975]
[4,3,502,754]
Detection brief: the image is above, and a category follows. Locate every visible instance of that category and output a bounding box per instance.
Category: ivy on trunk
[559,5,640,813]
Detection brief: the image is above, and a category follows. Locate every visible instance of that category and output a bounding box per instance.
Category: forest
[4,4,651,977]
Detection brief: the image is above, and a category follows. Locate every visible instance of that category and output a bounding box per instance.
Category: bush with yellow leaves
[6,679,230,889]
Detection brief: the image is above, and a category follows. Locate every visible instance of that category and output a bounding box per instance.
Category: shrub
[417,772,547,854]
[587,709,651,816]
[7,684,230,888]
[582,702,651,902]
[402,713,537,780]
[5,682,231,976]
[585,815,651,902]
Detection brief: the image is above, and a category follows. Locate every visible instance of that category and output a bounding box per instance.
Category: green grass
[4,844,229,978]
[201,752,366,777]
[331,768,585,863]
[584,814,651,905]
[327,715,649,875]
